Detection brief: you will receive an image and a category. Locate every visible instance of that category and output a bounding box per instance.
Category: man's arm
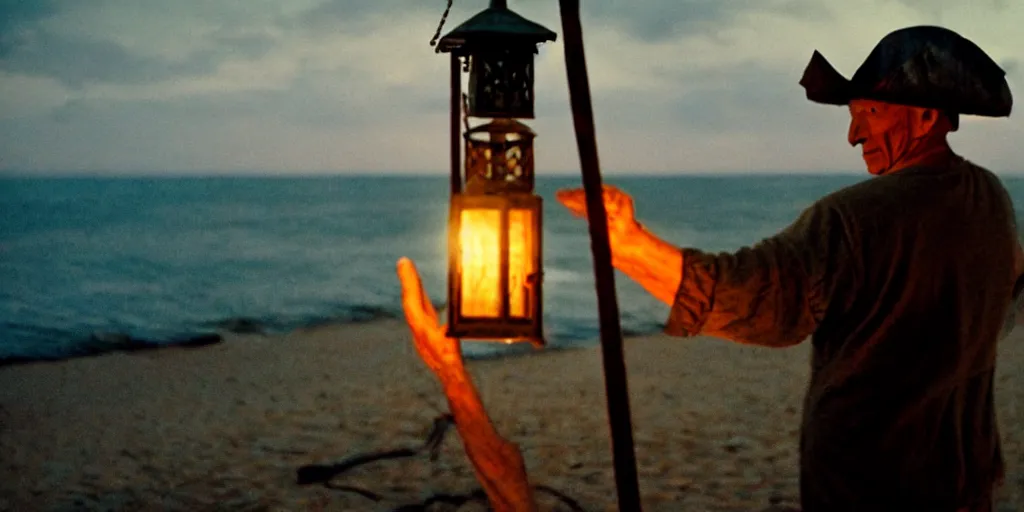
[622,218,840,347]
[558,186,851,348]
[611,223,683,307]
[398,258,537,511]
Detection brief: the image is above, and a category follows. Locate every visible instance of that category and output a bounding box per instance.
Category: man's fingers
[555,188,582,202]
[556,186,630,220]
[397,257,465,375]
[397,257,438,328]
[398,258,442,369]
[555,188,587,217]
[397,257,421,325]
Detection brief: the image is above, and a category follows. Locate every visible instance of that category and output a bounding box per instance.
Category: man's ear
[912,108,943,137]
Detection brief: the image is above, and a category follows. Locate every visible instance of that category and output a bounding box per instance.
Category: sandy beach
[1,319,1022,511]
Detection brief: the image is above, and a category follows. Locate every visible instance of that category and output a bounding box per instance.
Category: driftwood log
[397,257,538,512]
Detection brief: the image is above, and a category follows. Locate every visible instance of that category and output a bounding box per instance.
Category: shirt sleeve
[664,199,853,347]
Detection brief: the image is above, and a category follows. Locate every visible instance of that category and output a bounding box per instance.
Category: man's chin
[861,156,890,175]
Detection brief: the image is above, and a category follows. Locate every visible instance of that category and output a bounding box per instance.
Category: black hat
[799,25,1012,118]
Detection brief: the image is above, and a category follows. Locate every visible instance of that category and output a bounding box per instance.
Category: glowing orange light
[456,207,535,320]
[507,208,533,318]
[459,209,502,318]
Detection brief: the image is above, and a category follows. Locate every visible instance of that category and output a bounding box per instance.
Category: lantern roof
[437,0,557,54]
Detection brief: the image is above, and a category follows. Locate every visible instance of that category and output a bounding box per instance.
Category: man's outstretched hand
[397,257,539,511]
[555,184,641,242]
[397,257,463,376]
[557,184,684,307]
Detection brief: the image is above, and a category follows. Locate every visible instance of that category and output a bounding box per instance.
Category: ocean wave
[0,325,223,367]
[0,301,405,366]
[1,302,668,366]
[203,303,403,335]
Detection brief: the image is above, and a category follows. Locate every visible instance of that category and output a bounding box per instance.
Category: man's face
[847,99,921,175]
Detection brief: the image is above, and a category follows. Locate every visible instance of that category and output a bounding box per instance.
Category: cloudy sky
[1,0,1021,175]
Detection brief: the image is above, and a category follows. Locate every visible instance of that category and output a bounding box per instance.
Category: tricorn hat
[799,25,1012,118]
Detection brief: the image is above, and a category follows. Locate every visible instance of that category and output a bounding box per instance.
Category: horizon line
[0,169,878,178]
[3,168,1024,178]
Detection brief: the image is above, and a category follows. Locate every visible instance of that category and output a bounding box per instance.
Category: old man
[556,25,1018,512]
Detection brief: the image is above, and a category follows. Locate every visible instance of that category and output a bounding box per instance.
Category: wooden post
[557,0,643,510]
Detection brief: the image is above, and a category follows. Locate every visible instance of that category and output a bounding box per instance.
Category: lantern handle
[428,0,455,52]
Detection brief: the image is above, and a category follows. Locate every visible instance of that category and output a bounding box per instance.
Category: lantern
[436,0,556,346]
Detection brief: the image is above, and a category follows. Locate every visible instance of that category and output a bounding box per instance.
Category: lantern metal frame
[437,0,553,345]
[463,119,536,194]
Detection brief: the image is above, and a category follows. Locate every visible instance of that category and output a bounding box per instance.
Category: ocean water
[3,174,1022,364]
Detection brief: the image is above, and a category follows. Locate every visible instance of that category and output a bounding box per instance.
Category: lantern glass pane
[459,208,501,318]
[508,208,534,318]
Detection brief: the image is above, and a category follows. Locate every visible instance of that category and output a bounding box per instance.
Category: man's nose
[848,117,866,147]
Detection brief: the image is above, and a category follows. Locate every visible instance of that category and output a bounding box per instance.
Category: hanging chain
[431,0,469,130]
[428,0,455,53]
[461,55,471,130]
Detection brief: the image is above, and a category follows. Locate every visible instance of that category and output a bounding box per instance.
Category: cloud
[292,0,437,33]
[1000,58,1018,77]
[579,0,747,43]
[0,0,1021,174]
[2,31,208,88]
[0,0,57,40]
[0,21,279,89]
[663,64,832,135]
[575,0,832,43]
[894,0,1012,18]
[2,88,454,173]
[206,31,279,61]
[0,0,289,88]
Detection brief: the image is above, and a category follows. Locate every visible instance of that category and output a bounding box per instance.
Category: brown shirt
[664,156,1017,511]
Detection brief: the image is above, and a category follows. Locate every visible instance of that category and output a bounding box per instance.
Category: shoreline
[0,315,627,369]
[1,319,1021,511]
